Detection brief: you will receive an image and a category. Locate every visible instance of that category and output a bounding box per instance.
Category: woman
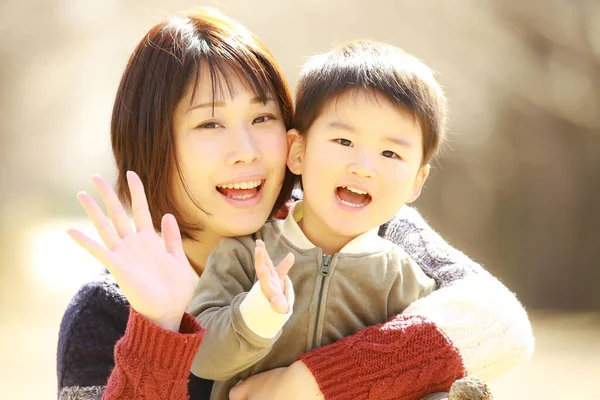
[57,7,533,400]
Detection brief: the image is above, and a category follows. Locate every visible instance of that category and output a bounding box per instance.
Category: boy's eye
[253,115,275,124]
[336,138,353,147]
[197,121,222,130]
[382,150,400,159]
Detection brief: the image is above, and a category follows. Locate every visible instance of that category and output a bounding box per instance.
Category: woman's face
[172,68,288,239]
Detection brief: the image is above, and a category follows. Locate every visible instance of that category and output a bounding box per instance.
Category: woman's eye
[336,138,353,147]
[197,121,222,129]
[382,150,400,159]
[253,115,275,124]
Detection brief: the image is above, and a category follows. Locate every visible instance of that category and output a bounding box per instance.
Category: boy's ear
[407,164,430,203]
[286,129,305,175]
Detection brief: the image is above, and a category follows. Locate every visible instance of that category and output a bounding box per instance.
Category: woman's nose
[225,128,262,165]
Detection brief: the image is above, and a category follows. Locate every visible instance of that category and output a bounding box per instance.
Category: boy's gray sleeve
[387,252,437,316]
[186,237,281,381]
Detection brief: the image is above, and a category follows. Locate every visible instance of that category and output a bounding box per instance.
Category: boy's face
[287,90,429,244]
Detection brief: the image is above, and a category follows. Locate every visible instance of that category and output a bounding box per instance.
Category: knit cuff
[299,314,464,400]
[403,278,534,380]
[239,278,294,339]
[115,307,205,379]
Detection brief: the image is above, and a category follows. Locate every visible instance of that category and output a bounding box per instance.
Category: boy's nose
[347,156,376,178]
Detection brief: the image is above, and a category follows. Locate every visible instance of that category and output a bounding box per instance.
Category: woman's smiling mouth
[216,178,266,206]
[217,179,263,199]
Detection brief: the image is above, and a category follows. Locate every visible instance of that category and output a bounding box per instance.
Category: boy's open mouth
[217,179,264,200]
[335,186,372,208]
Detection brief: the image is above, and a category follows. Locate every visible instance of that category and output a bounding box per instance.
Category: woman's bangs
[187,50,275,109]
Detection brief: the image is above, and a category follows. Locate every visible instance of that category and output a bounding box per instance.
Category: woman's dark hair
[111,8,295,239]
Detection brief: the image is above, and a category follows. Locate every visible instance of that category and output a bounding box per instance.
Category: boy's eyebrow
[328,121,413,148]
[187,96,274,111]
[384,136,413,148]
[328,121,356,132]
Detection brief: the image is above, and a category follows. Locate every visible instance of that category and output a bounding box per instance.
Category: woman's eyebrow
[251,97,275,105]
[187,96,275,111]
[187,101,225,111]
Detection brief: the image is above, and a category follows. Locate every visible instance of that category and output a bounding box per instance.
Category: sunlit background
[1,0,599,398]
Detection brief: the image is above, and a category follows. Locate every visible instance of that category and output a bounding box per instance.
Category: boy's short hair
[294,41,447,165]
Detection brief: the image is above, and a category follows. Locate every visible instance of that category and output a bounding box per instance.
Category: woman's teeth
[217,180,262,190]
[230,193,254,200]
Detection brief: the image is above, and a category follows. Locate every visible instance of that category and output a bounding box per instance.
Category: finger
[254,242,266,274]
[161,214,185,257]
[275,253,295,279]
[256,263,280,300]
[127,171,154,232]
[256,239,274,270]
[92,175,134,239]
[255,261,270,288]
[264,250,274,270]
[77,191,120,250]
[67,228,114,272]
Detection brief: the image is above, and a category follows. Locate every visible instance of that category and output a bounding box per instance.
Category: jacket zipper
[311,254,332,349]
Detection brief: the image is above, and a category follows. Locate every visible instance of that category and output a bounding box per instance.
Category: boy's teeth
[344,186,367,195]
[338,198,364,207]
[218,180,261,190]
[336,186,371,208]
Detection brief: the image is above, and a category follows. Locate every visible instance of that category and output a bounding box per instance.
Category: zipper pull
[320,254,332,276]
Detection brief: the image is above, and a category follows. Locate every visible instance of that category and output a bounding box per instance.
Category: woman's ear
[407,164,430,203]
[286,129,305,175]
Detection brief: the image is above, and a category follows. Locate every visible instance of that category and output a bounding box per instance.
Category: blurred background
[1,0,598,398]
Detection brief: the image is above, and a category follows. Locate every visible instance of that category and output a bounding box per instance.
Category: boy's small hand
[254,240,295,314]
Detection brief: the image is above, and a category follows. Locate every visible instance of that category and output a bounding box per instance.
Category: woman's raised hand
[68,171,197,332]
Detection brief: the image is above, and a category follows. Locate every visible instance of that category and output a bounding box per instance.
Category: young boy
[187,40,447,400]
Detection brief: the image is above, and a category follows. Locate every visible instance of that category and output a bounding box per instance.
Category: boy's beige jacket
[187,201,436,400]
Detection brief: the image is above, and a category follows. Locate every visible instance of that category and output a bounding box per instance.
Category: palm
[68,172,196,331]
[262,267,285,294]
[109,228,196,326]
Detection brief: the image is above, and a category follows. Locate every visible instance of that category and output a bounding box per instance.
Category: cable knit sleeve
[102,308,205,400]
[57,274,207,400]
[299,206,534,400]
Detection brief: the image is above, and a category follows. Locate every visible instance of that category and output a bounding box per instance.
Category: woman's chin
[221,211,271,237]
